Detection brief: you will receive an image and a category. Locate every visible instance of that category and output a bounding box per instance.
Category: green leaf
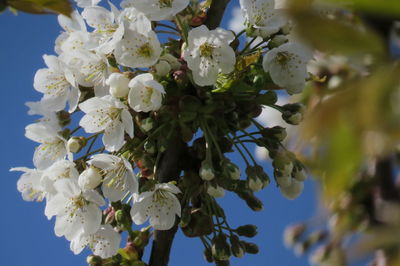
[291,10,385,57]
[6,0,72,16]
[320,0,400,17]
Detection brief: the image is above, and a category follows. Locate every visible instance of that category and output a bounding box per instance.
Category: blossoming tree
[10,0,400,265]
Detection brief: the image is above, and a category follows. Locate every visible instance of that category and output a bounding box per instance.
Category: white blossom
[10,167,45,202]
[70,224,121,258]
[280,179,304,200]
[128,73,165,112]
[25,123,71,169]
[263,42,312,94]
[33,55,79,112]
[131,183,181,230]
[183,25,236,86]
[106,72,130,98]
[88,154,138,202]
[41,160,79,199]
[45,179,105,240]
[114,20,161,68]
[78,166,103,190]
[240,0,287,37]
[79,95,134,151]
[122,0,189,21]
[207,184,225,198]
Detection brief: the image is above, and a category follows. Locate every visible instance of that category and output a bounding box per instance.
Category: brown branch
[204,0,231,30]
[148,134,186,266]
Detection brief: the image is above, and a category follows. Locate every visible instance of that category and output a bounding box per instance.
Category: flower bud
[215,260,230,266]
[154,60,171,76]
[248,177,264,192]
[106,72,130,98]
[283,223,306,247]
[236,225,258,238]
[207,184,225,198]
[275,173,292,188]
[140,117,154,132]
[212,234,231,261]
[222,160,240,180]
[293,167,307,182]
[204,248,214,263]
[86,255,102,266]
[144,140,156,154]
[269,34,288,48]
[281,103,306,125]
[262,126,287,142]
[78,166,102,190]
[238,191,264,211]
[200,161,215,181]
[160,54,181,70]
[115,209,132,229]
[246,166,269,192]
[67,137,86,153]
[280,179,304,200]
[273,153,294,177]
[242,241,259,254]
[230,235,245,258]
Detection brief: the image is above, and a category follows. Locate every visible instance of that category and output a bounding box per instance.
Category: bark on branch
[204,0,231,30]
[148,134,186,266]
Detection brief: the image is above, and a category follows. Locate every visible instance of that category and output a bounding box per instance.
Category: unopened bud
[115,209,132,229]
[212,234,231,261]
[236,225,258,238]
[222,161,240,180]
[242,241,259,254]
[293,168,307,182]
[280,179,304,200]
[106,72,130,98]
[78,166,102,190]
[207,184,225,198]
[67,137,86,153]
[275,173,292,188]
[86,255,102,266]
[200,161,215,181]
[281,103,306,125]
[262,126,287,142]
[230,235,245,258]
[141,117,154,132]
[273,153,294,177]
[154,60,171,76]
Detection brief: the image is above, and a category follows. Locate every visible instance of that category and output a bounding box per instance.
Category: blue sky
[0,1,317,265]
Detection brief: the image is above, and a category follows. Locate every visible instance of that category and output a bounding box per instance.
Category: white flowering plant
[11,0,313,265]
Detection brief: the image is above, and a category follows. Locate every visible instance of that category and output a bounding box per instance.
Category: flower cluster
[12,0,312,264]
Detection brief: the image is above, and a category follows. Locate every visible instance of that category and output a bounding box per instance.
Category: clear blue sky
[0,1,317,265]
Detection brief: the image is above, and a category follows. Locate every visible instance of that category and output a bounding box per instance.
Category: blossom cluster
[11,0,312,264]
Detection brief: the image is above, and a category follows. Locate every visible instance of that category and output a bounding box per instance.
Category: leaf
[320,0,400,17]
[6,0,72,16]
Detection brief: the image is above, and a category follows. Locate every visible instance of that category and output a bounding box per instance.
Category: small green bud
[230,235,245,258]
[86,255,102,266]
[204,248,214,263]
[140,117,154,132]
[144,140,156,154]
[255,91,278,105]
[199,161,215,181]
[207,183,225,198]
[281,103,306,125]
[115,209,132,229]
[133,236,143,247]
[222,160,240,180]
[262,126,287,142]
[236,225,258,238]
[242,241,259,254]
[238,191,264,211]
[212,234,231,261]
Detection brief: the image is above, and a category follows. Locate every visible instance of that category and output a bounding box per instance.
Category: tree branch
[204,0,231,30]
[148,134,186,266]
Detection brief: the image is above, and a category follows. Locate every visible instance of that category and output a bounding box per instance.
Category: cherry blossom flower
[10,167,45,202]
[45,179,105,240]
[25,122,71,169]
[79,95,134,151]
[183,25,236,86]
[128,73,165,112]
[88,153,139,202]
[122,0,189,21]
[106,72,130,98]
[263,42,312,94]
[70,224,121,258]
[240,0,287,37]
[33,55,79,112]
[131,183,181,230]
